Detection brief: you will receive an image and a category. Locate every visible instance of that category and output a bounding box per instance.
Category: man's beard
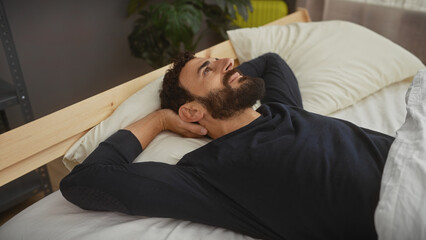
[195,69,265,120]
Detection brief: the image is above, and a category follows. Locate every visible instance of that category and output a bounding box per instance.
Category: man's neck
[200,108,261,139]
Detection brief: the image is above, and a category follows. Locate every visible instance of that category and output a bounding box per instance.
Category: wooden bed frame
[0,9,311,187]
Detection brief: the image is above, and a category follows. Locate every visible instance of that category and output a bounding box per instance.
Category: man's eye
[203,67,212,75]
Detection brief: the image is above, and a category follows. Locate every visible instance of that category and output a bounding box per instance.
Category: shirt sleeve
[237,52,303,108]
[59,130,266,239]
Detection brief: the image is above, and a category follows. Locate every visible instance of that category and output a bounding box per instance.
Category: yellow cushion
[233,0,288,27]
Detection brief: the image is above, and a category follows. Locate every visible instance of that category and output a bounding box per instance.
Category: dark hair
[160,52,195,113]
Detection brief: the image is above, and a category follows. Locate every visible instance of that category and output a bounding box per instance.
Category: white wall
[343,0,426,12]
[298,0,426,65]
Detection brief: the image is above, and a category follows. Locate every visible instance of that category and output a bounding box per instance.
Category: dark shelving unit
[0,0,52,213]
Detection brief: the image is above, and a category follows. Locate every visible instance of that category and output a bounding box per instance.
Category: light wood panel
[0,9,311,187]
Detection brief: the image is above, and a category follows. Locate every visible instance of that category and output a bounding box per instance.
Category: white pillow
[374,69,426,239]
[227,21,425,115]
[63,77,210,170]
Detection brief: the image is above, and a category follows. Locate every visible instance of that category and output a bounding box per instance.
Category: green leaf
[236,2,247,21]
[159,1,201,48]
[226,2,236,19]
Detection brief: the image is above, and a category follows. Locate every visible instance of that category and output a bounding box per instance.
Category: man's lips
[228,72,241,84]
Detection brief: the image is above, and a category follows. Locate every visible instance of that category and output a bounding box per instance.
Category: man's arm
[237,52,303,108]
[124,109,207,149]
[60,109,208,212]
[60,118,265,238]
[60,130,214,217]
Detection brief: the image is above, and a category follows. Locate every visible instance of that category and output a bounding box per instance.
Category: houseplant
[127,0,252,68]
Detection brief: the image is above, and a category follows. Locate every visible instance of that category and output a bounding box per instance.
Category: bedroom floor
[0,158,68,226]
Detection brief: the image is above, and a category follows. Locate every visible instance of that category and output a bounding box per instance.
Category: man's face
[179,57,264,119]
[179,57,239,96]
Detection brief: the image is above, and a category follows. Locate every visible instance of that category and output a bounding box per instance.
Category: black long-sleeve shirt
[60,53,394,240]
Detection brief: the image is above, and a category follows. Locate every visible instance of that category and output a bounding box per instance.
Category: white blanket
[375,69,426,240]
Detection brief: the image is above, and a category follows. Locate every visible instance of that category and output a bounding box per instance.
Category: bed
[1,9,425,240]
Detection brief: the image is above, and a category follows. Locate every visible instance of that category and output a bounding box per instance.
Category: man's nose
[218,58,234,73]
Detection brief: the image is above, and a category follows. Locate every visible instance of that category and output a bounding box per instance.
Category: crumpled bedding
[375,69,426,240]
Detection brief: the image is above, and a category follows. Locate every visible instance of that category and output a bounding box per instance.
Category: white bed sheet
[0,80,411,240]
[0,191,251,240]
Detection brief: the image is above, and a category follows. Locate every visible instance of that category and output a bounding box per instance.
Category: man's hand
[125,109,207,149]
[159,109,208,138]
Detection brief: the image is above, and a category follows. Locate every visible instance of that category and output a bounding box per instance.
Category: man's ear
[178,102,204,122]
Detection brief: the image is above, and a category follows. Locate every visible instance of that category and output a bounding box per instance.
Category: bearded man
[60,53,393,240]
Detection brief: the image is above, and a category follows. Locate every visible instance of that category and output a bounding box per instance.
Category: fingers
[199,127,208,135]
[180,121,208,138]
[182,132,206,138]
[159,109,208,138]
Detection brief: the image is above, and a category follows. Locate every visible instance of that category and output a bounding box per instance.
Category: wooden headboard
[0,9,311,187]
